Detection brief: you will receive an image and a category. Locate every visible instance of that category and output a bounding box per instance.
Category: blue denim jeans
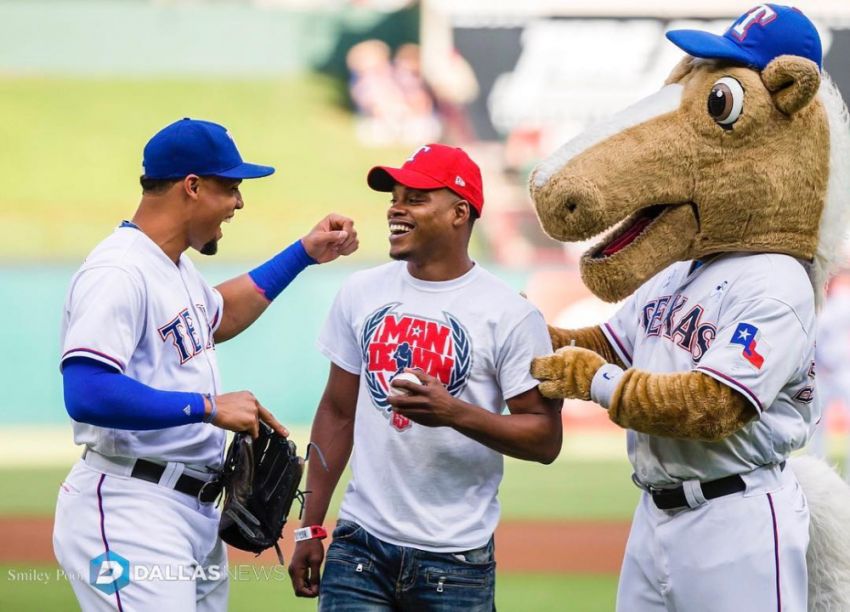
[318,520,496,611]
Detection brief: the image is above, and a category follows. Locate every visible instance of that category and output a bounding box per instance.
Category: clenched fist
[301,214,359,264]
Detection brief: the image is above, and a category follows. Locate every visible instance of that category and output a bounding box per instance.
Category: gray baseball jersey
[601,253,817,487]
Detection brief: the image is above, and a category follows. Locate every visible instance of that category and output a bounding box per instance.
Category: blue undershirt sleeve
[248,239,316,302]
[62,357,207,430]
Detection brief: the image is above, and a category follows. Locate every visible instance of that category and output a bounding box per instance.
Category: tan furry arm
[548,325,625,368]
[608,370,757,442]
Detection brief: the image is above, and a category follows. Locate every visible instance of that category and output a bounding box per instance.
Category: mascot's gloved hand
[531,347,606,400]
[590,364,625,408]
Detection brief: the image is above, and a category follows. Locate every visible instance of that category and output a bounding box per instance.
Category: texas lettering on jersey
[360,303,472,431]
[158,303,218,364]
[640,294,717,362]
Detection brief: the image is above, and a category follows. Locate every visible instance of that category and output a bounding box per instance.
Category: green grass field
[0,76,410,262]
[0,455,640,521]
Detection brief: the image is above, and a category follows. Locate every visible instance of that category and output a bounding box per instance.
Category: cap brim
[367,166,445,192]
[215,162,275,179]
[666,30,759,68]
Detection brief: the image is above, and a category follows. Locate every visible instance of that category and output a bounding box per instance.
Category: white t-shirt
[317,261,551,552]
[60,224,226,468]
[601,253,817,487]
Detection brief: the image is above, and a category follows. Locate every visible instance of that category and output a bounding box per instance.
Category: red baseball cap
[367,144,484,216]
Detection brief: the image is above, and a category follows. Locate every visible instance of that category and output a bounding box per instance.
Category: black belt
[649,462,785,511]
[131,459,221,504]
[650,474,745,510]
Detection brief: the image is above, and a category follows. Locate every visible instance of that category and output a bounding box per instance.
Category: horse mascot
[529,5,850,611]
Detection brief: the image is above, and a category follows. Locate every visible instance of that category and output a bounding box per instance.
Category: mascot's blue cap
[667,4,822,71]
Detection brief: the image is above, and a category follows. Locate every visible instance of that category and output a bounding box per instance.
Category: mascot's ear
[762,54,821,116]
[665,55,696,85]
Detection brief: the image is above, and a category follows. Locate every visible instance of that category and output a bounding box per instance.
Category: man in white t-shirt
[53,118,358,611]
[287,144,562,610]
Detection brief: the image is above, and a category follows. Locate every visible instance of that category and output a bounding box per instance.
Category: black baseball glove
[217,422,304,564]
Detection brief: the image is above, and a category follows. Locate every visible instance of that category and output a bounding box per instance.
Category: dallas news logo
[89,551,130,595]
[88,552,233,593]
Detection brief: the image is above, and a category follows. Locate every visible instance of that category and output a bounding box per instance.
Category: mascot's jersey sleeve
[695,296,812,413]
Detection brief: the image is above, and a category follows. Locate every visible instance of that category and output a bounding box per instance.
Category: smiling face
[531,55,828,302]
[386,185,470,263]
[188,177,243,256]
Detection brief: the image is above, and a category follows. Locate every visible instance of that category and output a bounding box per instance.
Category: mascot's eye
[707,77,745,128]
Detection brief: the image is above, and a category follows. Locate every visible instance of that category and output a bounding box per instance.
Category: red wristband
[294,526,328,542]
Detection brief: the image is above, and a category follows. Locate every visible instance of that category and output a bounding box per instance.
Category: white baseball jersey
[60,223,226,468]
[601,253,817,487]
[317,261,552,552]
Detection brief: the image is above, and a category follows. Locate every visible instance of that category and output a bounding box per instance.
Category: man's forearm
[451,401,562,464]
[214,241,315,342]
[63,358,207,429]
[300,403,355,526]
[214,274,271,343]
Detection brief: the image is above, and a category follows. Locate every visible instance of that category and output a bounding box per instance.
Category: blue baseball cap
[666,4,822,71]
[142,118,275,180]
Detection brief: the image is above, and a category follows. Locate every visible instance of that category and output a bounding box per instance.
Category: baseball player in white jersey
[53,118,357,611]
[598,253,814,610]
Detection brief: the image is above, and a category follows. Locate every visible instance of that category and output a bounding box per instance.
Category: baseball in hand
[388,372,423,396]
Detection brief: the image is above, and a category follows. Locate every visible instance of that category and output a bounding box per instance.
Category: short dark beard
[200,239,218,256]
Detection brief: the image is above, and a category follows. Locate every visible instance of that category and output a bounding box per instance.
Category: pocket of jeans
[331,519,363,541]
[325,541,374,573]
[452,539,495,565]
[425,567,492,591]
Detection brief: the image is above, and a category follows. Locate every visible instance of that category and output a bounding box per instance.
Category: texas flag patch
[729,322,770,369]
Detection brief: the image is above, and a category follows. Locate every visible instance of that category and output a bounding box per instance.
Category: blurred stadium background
[0,0,848,609]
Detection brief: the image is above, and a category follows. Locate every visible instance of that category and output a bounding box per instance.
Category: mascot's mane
[813,74,850,306]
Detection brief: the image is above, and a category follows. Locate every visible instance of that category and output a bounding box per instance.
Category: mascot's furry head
[531,4,850,306]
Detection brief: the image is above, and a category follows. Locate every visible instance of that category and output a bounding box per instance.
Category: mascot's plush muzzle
[531,84,700,302]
